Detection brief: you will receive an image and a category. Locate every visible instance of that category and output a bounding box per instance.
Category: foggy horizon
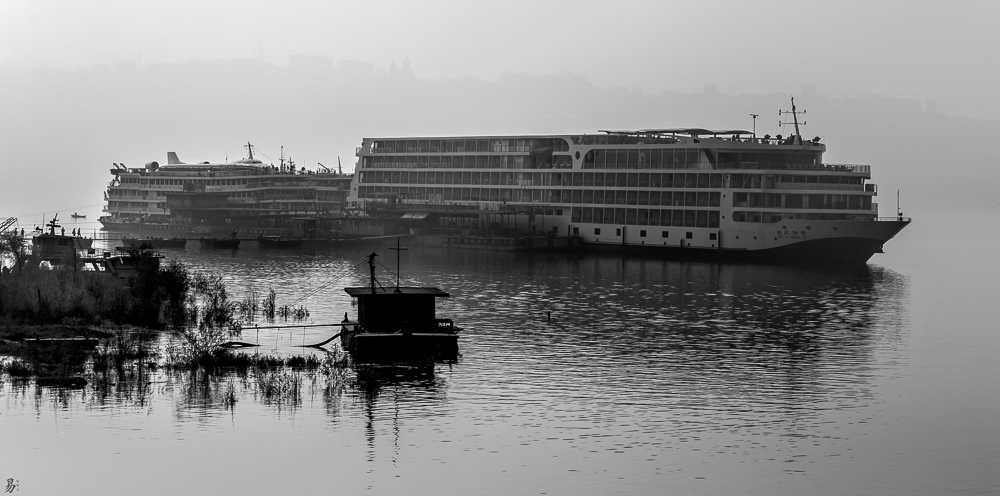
[3,3,1000,495]
[4,0,1000,120]
[2,0,997,219]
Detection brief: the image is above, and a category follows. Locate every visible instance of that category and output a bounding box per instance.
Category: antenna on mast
[389,238,408,293]
[779,97,807,145]
[367,252,378,294]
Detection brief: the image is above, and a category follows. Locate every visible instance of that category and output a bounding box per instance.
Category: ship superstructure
[101,144,354,237]
[348,107,910,263]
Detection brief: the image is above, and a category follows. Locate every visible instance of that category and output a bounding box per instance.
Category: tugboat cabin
[343,286,454,334]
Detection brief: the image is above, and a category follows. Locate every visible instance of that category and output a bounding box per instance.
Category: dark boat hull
[583,219,910,265]
[342,332,459,363]
[122,237,187,249]
[199,238,241,249]
[256,236,303,249]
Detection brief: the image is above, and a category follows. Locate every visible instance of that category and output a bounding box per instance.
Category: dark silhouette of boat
[256,235,303,249]
[104,245,163,277]
[30,214,94,264]
[199,238,240,249]
[340,251,460,363]
[122,237,187,249]
[70,212,86,219]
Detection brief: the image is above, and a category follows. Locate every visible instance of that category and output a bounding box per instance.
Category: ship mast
[779,97,807,145]
[791,97,801,141]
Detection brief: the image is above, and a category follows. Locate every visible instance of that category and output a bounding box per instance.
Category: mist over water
[3,208,997,495]
[3,3,999,490]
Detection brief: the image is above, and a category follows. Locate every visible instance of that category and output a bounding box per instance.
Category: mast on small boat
[367,252,378,294]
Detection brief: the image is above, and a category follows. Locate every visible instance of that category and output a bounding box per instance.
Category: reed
[261,287,277,320]
[0,357,32,377]
[250,366,303,405]
[0,260,190,329]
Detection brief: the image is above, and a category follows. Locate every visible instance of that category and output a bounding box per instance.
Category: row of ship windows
[109,188,342,198]
[368,138,571,154]
[362,170,722,187]
[362,149,827,172]
[734,192,872,210]
[357,186,722,205]
[358,186,873,211]
[359,171,863,188]
[117,177,347,187]
[363,155,572,169]
[570,207,721,228]
[569,207,861,227]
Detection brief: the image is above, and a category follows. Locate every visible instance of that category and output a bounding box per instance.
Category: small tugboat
[340,251,460,363]
[31,215,93,264]
[256,235,303,249]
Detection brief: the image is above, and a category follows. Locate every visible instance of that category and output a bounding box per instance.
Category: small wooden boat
[257,235,303,248]
[199,238,240,249]
[122,237,187,249]
[340,251,460,363]
[71,212,86,219]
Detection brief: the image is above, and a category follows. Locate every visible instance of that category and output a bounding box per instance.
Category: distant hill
[0,58,994,217]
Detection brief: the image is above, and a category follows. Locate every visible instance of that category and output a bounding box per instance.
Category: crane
[0,217,16,234]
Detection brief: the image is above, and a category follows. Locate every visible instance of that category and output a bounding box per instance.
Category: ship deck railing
[868,216,912,222]
[717,163,870,173]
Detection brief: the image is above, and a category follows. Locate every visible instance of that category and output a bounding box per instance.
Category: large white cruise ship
[347,107,910,263]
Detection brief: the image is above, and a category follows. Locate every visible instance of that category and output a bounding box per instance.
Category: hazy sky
[3,0,999,119]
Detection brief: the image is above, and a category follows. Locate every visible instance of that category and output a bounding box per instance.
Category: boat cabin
[343,286,453,334]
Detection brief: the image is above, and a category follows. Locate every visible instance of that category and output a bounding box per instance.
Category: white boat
[348,99,910,264]
[100,144,353,237]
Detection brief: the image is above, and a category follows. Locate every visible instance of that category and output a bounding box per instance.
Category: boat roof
[600,128,752,136]
[344,287,450,297]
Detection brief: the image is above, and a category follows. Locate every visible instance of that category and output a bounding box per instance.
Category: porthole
[575,151,580,160]
[774,237,778,241]
[753,236,757,240]
[782,225,787,229]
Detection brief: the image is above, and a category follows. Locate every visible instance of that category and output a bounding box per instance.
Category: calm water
[3,209,999,495]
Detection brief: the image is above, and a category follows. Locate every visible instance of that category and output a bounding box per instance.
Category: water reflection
[2,248,909,491]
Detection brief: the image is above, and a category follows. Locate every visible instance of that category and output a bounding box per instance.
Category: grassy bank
[0,260,188,330]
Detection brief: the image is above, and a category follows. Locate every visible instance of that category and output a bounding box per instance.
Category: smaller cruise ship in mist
[100,144,354,238]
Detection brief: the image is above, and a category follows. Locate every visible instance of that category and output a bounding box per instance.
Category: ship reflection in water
[2,248,909,494]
